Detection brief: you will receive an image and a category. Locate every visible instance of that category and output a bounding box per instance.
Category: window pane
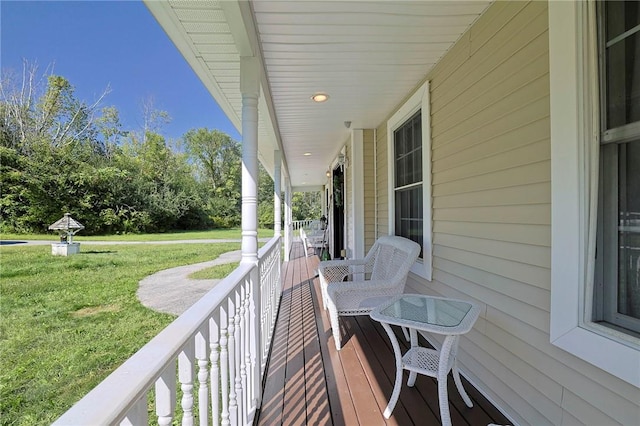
[395,186,423,258]
[606,1,639,40]
[618,140,640,321]
[604,1,640,129]
[606,32,640,129]
[394,110,422,188]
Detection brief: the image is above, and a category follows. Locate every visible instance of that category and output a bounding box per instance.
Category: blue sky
[1,0,240,142]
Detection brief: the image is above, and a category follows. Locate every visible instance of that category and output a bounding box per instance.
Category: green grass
[0,228,274,242]
[188,262,240,280]
[0,242,240,425]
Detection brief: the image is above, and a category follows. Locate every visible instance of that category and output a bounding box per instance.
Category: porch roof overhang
[144,0,492,189]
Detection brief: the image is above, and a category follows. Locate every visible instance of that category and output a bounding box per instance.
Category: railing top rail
[258,235,281,260]
[54,261,255,425]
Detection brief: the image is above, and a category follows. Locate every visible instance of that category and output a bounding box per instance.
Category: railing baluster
[238,282,247,423]
[227,294,238,425]
[195,328,209,426]
[210,315,220,426]
[179,342,195,426]
[243,279,251,420]
[260,259,268,372]
[156,362,177,426]
[250,262,262,412]
[220,305,230,426]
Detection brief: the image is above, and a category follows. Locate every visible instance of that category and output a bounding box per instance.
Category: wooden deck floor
[256,241,511,426]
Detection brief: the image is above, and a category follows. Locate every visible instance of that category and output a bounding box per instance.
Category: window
[549,0,639,387]
[594,1,640,335]
[394,111,424,257]
[387,81,432,280]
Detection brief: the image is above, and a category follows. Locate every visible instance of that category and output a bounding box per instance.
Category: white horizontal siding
[364,129,376,251]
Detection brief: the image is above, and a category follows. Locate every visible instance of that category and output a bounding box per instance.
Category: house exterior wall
[373,1,639,425]
[363,129,376,252]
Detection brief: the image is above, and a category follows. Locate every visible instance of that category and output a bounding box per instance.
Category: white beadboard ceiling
[145,0,492,189]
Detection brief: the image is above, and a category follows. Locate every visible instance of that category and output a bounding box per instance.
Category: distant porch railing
[54,236,282,426]
[292,219,314,231]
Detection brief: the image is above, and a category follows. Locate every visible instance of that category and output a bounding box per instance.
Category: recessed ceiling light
[303,152,312,156]
[311,93,329,103]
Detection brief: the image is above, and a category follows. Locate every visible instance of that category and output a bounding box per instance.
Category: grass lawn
[0,242,240,425]
[0,228,274,242]
[188,262,239,280]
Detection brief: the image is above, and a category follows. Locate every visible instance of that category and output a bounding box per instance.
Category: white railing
[258,237,282,371]
[292,219,314,231]
[54,236,282,426]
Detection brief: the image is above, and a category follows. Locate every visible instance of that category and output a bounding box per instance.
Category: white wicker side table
[370,294,481,426]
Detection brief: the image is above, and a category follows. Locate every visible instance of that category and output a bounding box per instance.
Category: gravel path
[136,249,242,316]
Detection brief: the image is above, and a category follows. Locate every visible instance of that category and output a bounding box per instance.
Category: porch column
[284,177,292,261]
[273,151,282,237]
[351,129,365,259]
[240,56,262,418]
[240,57,260,265]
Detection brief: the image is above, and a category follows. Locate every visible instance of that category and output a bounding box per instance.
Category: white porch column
[351,129,365,259]
[240,56,262,417]
[284,178,292,261]
[240,57,260,265]
[273,151,282,237]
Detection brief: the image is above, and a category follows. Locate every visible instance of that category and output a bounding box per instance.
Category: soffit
[146,1,492,187]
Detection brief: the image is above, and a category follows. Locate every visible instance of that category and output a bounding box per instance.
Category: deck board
[257,241,511,425]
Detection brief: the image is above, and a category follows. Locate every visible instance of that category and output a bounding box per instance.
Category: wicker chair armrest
[326,279,398,295]
[326,279,404,312]
[318,259,370,284]
[318,258,368,269]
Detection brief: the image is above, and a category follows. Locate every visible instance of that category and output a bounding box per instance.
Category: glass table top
[378,295,473,328]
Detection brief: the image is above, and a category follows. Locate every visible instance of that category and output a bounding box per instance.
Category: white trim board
[548,0,639,387]
[387,81,433,281]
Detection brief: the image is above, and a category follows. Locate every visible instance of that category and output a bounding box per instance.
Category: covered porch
[53,1,640,425]
[257,241,511,425]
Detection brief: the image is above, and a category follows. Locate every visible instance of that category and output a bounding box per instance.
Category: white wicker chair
[318,235,421,350]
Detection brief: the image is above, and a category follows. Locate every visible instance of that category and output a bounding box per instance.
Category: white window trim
[549,0,640,387]
[387,81,432,281]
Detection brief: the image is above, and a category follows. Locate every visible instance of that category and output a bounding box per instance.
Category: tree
[95,106,126,159]
[1,64,266,234]
[182,128,242,227]
[292,191,322,221]
[0,61,108,154]
[258,164,275,228]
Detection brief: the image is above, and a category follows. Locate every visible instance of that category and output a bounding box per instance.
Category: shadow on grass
[81,250,117,255]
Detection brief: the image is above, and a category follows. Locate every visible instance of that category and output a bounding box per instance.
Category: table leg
[437,336,457,426]
[380,322,403,419]
[407,328,418,387]
[453,361,473,408]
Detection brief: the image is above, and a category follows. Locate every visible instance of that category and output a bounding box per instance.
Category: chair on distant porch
[317,235,421,350]
[308,227,328,258]
[300,228,309,257]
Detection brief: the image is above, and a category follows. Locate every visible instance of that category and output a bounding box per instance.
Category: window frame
[595,0,640,334]
[549,0,640,387]
[387,81,432,281]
